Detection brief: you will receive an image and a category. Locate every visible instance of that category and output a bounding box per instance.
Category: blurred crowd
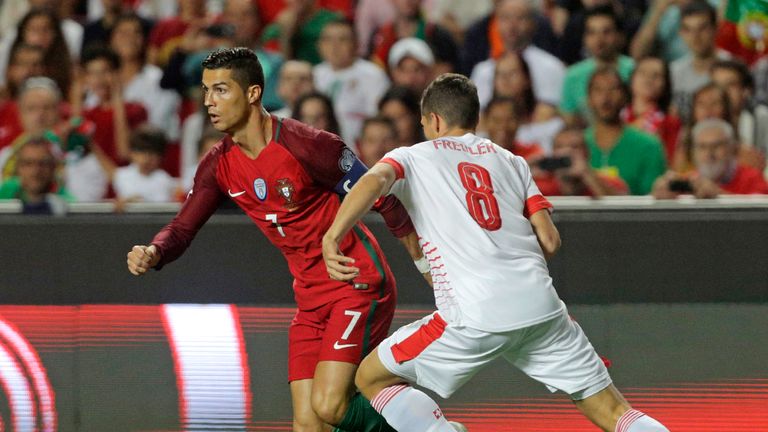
[0,0,766,214]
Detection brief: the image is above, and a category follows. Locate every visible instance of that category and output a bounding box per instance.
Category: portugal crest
[275,178,298,210]
[253,178,267,201]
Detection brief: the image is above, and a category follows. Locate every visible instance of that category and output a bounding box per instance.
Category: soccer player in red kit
[126,48,420,432]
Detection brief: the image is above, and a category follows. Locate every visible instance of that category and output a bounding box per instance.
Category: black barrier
[2,206,768,304]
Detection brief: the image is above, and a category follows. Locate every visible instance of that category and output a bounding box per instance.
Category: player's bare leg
[356,349,462,432]
[574,384,669,431]
[291,378,331,432]
[311,361,357,425]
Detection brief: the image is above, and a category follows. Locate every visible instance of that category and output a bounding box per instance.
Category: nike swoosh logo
[333,341,358,350]
[228,189,246,198]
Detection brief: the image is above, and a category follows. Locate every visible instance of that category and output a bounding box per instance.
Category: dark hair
[130,127,168,155]
[11,8,72,95]
[711,59,754,89]
[7,43,45,97]
[361,115,398,137]
[493,51,535,117]
[109,13,149,63]
[202,47,265,96]
[292,91,341,135]
[630,55,673,112]
[323,17,356,38]
[421,73,479,129]
[584,4,623,33]
[485,96,526,119]
[378,86,425,143]
[81,45,121,70]
[680,0,717,26]
[588,65,627,96]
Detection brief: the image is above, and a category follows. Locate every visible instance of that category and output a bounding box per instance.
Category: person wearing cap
[388,37,435,96]
[314,18,390,145]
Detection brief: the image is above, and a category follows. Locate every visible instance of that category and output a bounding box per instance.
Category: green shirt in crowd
[585,126,667,195]
[559,56,635,118]
[0,177,74,202]
[261,9,341,65]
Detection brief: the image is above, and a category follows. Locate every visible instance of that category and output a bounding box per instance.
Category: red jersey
[84,102,147,164]
[719,164,768,194]
[151,117,413,310]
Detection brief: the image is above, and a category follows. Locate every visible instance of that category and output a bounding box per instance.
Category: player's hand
[127,245,160,276]
[322,236,359,282]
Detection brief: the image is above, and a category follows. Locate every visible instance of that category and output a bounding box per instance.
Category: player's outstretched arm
[323,163,397,281]
[126,245,161,276]
[530,210,561,259]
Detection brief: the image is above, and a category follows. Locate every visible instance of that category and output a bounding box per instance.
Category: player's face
[202,68,251,134]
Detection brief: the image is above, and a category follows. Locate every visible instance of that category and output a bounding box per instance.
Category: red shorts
[287,285,395,382]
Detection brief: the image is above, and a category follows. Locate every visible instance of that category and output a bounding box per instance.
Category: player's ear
[431,112,442,133]
[247,85,263,105]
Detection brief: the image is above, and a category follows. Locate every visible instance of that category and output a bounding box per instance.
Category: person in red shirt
[652,118,768,199]
[79,46,147,164]
[126,47,421,432]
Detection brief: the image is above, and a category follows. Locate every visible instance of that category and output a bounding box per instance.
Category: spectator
[79,46,148,165]
[491,51,564,154]
[378,85,424,147]
[653,118,768,198]
[82,0,153,53]
[357,115,400,167]
[424,0,494,45]
[292,91,341,135]
[470,0,566,112]
[534,126,629,196]
[147,0,208,67]
[112,126,177,203]
[0,44,45,149]
[481,96,543,160]
[354,0,396,56]
[387,37,434,96]
[630,0,713,62]
[621,55,682,162]
[0,77,111,201]
[710,59,768,159]
[314,18,390,144]
[110,13,181,140]
[368,0,459,73]
[461,0,559,74]
[673,82,733,171]
[670,0,727,122]
[0,136,72,214]
[270,60,314,118]
[1,9,74,97]
[585,66,666,194]
[261,0,342,65]
[560,6,635,126]
[0,0,83,63]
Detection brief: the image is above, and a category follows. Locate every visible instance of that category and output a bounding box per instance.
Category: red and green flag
[716,0,768,65]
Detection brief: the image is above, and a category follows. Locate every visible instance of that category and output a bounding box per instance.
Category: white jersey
[381,133,564,332]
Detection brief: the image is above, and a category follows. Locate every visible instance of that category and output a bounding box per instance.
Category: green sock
[333,392,396,432]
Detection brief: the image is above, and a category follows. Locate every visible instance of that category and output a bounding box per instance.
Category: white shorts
[377,308,611,400]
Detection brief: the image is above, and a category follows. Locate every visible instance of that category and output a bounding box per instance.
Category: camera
[668,179,693,193]
[537,156,571,171]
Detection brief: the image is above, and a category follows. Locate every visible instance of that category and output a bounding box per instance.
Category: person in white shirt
[113,126,177,203]
[314,18,390,146]
[470,0,565,110]
[322,73,670,432]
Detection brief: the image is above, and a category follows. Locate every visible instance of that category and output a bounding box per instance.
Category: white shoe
[449,421,468,432]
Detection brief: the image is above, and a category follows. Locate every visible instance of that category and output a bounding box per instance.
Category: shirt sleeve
[286,126,415,237]
[150,146,225,268]
[509,152,553,218]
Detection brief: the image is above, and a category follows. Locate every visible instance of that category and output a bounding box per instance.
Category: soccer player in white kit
[322,74,669,432]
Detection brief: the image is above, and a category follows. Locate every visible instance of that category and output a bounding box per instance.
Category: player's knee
[310,389,347,425]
